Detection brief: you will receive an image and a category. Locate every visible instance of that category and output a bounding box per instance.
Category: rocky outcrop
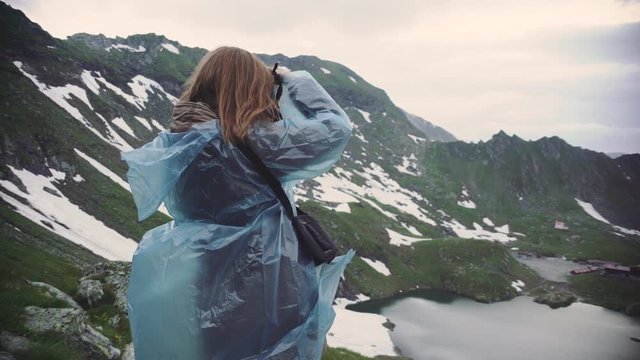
[121,342,135,360]
[83,261,131,314]
[0,331,31,353]
[77,278,104,307]
[24,306,121,360]
[17,278,126,360]
[0,352,16,360]
[27,280,81,309]
[533,290,577,309]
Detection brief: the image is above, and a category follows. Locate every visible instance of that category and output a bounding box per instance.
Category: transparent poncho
[121,70,354,359]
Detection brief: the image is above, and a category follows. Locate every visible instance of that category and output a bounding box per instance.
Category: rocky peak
[0,2,55,53]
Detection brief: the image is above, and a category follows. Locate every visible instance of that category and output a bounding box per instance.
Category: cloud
[513,22,640,65]
[5,0,640,153]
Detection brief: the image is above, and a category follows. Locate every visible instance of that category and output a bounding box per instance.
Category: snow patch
[150,119,165,131]
[613,226,640,236]
[15,62,131,151]
[401,222,422,236]
[349,121,369,143]
[457,186,477,209]
[457,199,476,208]
[133,116,153,131]
[395,153,420,176]
[575,199,640,236]
[441,218,516,243]
[303,162,435,225]
[574,198,609,224]
[408,133,426,144]
[510,280,525,292]
[328,297,396,358]
[95,113,133,151]
[349,75,357,83]
[386,228,430,246]
[128,75,179,107]
[0,165,137,261]
[81,70,142,110]
[482,217,495,227]
[355,108,372,123]
[495,224,510,234]
[73,174,84,182]
[106,44,145,52]
[111,117,138,139]
[361,257,391,276]
[320,67,331,74]
[74,149,130,190]
[160,43,180,54]
[80,70,101,95]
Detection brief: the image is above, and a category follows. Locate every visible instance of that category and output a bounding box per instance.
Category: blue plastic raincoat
[121,70,354,359]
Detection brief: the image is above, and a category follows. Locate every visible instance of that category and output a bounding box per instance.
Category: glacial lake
[348,290,640,360]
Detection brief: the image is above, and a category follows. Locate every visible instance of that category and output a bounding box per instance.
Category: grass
[0,202,131,357]
[0,202,104,353]
[18,334,86,360]
[323,347,372,360]
[569,273,640,315]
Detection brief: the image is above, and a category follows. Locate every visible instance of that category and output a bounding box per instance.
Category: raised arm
[245,70,352,183]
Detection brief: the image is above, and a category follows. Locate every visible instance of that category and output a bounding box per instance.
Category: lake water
[348,290,640,360]
[514,255,580,282]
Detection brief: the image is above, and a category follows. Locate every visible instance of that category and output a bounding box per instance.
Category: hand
[275,66,290,77]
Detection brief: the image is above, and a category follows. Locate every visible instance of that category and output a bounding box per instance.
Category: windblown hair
[178,46,281,143]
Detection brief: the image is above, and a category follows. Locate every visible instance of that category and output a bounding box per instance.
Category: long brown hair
[179,46,281,143]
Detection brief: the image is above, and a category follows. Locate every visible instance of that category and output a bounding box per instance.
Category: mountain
[1,2,639,359]
[606,152,627,159]
[401,109,457,142]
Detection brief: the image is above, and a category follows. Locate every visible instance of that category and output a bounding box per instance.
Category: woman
[121,46,354,359]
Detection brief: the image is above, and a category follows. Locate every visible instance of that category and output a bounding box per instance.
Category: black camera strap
[236,141,297,220]
[272,63,284,102]
[237,139,339,265]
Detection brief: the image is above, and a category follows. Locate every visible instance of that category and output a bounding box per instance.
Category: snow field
[106,44,145,52]
[15,62,131,151]
[112,117,138,139]
[395,153,421,176]
[361,257,391,276]
[510,280,525,292]
[457,186,477,209]
[482,217,495,227]
[408,134,426,144]
[134,116,153,131]
[328,296,397,358]
[386,228,430,246]
[74,149,130,191]
[0,165,137,261]
[150,119,165,131]
[309,163,436,226]
[440,216,516,243]
[575,198,640,236]
[355,108,372,123]
[160,43,180,54]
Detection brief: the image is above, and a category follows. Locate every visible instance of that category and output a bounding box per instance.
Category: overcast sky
[7,0,640,153]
